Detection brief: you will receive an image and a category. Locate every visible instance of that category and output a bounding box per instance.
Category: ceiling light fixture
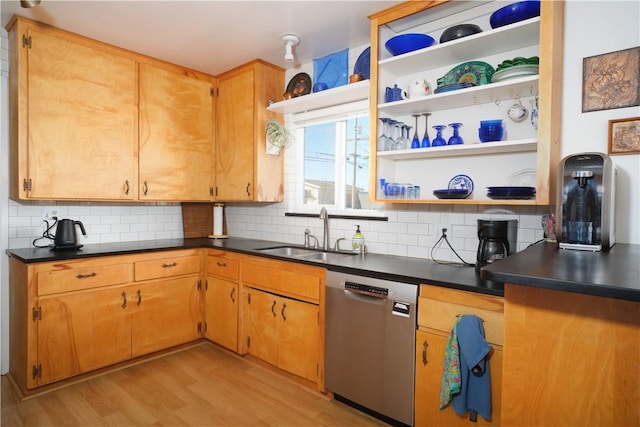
[20,0,41,8]
[282,34,300,63]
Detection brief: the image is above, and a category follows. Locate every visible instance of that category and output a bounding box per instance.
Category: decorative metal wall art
[608,116,640,155]
[582,46,640,112]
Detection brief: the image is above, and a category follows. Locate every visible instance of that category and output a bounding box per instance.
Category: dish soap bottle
[352,225,365,253]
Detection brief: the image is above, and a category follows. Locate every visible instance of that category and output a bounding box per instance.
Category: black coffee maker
[476,219,518,272]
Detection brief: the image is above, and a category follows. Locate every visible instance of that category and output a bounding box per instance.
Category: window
[295,111,382,212]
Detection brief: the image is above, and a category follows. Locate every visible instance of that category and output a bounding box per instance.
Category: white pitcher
[403,79,431,99]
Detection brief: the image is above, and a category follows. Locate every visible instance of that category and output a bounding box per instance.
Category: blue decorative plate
[448,174,474,192]
[433,189,472,199]
[313,48,348,89]
[354,47,370,79]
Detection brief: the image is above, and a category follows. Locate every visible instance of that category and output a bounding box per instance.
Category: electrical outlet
[435,224,451,235]
[41,208,59,222]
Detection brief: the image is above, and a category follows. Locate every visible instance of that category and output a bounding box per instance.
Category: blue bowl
[490,1,541,29]
[385,33,435,56]
[479,126,504,142]
[480,119,503,127]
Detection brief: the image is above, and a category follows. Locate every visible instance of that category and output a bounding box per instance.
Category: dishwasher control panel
[345,281,388,298]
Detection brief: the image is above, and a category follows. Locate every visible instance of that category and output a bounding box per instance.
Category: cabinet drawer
[205,256,239,281]
[38,264,130,295]
[418,285,504,347]
[242,262,320,303]
[134,255,200,282]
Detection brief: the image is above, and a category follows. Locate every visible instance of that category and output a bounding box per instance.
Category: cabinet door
[415,330,502,426]
[205,276,238,352]
[216,68,255,201]
[37,288,131,385]
[245,289,278,365]
[277,297,320,383]
[131,277,201,357]
[139,63,214,201]
[26,28,136,200]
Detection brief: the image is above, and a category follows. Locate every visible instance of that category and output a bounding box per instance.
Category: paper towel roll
[213,204,224,236]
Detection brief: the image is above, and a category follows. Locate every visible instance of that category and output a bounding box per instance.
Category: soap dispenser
[352,225,365,253]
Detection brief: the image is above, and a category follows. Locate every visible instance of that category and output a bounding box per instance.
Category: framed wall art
[608,116,640,155]
[582,46,640,112]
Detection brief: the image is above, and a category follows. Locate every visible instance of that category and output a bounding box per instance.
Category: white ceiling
[1,0,403,76]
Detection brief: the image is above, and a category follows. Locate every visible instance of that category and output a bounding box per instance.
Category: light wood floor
[1,342,386,426]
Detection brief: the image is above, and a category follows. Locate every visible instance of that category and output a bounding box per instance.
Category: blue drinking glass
[448,123,463,145]
[431,125,447,147]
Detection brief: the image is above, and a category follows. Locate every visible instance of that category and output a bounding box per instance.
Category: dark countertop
[5,237,503,296]
[482,241,640,301]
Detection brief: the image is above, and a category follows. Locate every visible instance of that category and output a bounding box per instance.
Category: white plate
[506,169,537,187]
[448,174,474,192]
[491,64,539,82]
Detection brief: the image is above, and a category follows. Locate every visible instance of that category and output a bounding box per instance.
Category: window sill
[285,211,388,221]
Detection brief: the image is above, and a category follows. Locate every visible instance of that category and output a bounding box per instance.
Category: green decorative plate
[437,61,496,87]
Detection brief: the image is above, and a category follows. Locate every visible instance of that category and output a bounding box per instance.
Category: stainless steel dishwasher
[325,271,417,426]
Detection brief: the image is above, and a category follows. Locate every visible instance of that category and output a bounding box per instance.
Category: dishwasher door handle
[344,288,387,305]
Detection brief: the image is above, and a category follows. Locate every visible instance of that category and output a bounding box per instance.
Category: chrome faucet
[319,207,330,251]
[304,228,319,249]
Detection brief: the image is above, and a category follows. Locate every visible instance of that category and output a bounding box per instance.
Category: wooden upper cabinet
[8,18,137,201]
[7,17,217,202]
[139,63,215,201]
[215,60,285,202]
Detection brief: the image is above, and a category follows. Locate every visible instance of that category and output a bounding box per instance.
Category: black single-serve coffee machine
[557,152,616,251]
[476,219,518,272]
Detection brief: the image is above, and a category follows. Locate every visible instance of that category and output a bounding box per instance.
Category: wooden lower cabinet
[204,250,241,352]
[204,276,238,352]
[8,250,204,395]
[502,284,639,426]
[415,284,504,426]
[240,256,325,390]
[415,330,503,426]
[131,278,201,357]
[244,288,320,383]
[37,287,132,385]
[36,277,200,385]
[9,248,329,395]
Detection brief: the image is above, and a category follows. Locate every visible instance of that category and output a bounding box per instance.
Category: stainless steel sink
[254,245,355,260]
[297,251,354,262]
[254,246,320,257]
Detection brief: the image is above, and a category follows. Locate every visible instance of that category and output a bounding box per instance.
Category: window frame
[290,101,384,216]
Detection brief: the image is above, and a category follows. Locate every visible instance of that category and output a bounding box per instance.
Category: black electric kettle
[54,219,87,249]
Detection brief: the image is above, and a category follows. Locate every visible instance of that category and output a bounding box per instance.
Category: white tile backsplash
[7,200,185,249]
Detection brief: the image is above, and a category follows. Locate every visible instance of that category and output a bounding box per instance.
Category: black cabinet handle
[271,300,277,317]
[422,340,428,366]
[137,289,142,306]
[121,291,127,309]
[230,287,236,303]
[281,303,287,320]
[76,272,97,279]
